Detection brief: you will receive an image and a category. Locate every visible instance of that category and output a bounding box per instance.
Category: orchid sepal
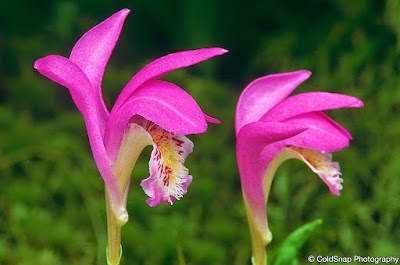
[112,47,228,112]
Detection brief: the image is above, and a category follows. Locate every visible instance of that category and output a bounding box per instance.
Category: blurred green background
[1,0,399,264]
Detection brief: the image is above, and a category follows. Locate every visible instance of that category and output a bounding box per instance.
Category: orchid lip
[138,120,194,207]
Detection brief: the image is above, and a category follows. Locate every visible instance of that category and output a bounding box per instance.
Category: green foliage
[1,0,399,264]
[273,219,322,265]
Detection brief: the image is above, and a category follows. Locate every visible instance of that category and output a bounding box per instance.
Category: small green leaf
[273,219,323,265]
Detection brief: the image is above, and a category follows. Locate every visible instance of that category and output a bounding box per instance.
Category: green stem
[106,190,122,265]
[245,197,268,265]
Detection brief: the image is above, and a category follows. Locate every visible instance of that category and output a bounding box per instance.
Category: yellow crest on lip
[141,121,194,206]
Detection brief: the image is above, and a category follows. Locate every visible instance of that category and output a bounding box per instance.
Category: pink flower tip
[205,114,221,124]
[216,48,229,54]
[120,8,131,14]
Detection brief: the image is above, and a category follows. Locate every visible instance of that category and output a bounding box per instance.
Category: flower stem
[243,196,269,265]
[250,226,268,265]
[106,189,123,265]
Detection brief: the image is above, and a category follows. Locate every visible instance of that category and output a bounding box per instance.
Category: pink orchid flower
[235,70,363,265]
[34,8,227,264]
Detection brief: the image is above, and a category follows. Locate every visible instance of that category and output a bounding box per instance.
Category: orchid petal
[262,92,364,122]
[296,111,353,140]
[112,47,228,112]
[34,55,124,219]
[70,9,130,115]
[283,112,351,151]
[105,79,208,160]
[235,70,311,133]
[204,114,221,124]
[317,112,354,140]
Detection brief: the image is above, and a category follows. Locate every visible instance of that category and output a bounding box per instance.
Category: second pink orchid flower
[235,70,364,265]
